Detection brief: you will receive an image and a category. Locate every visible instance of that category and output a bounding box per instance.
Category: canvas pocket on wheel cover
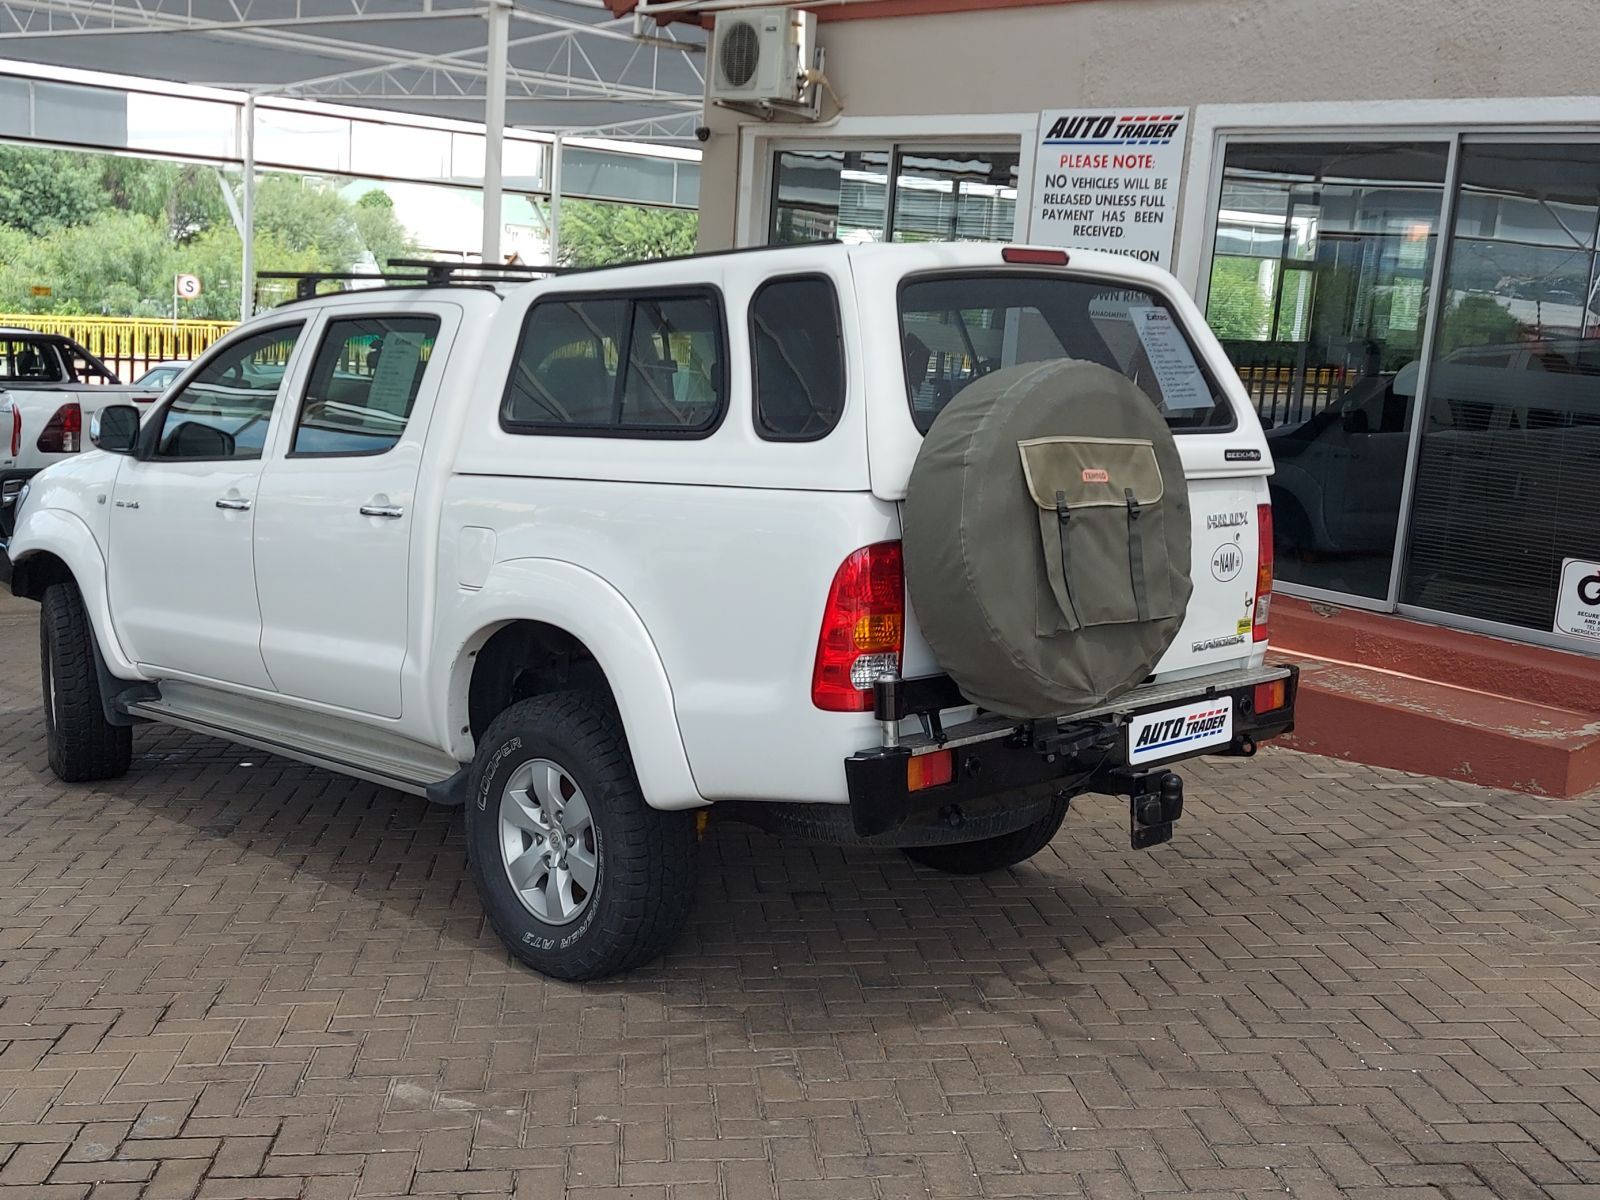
[1019,436,1177,632]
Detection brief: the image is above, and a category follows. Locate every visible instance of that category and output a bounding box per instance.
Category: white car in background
[133,361,193,391]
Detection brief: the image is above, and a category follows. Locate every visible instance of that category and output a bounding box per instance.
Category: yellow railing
[0,314,237,382]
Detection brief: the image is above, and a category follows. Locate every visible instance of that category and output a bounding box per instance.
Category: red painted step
[1269,597,1600,798]
[1274,597,1600,712]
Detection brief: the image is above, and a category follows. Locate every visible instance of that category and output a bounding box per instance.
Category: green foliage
[1205,256,1272,342]
[1438,293,1527,354]
[0,146,106,235]
[557,200,697,268]
[0,145,420,320]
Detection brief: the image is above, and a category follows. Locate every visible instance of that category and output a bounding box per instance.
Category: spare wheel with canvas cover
[903,358,1193,716]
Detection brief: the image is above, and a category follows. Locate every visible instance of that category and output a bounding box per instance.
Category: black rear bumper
[845,666,1297,842]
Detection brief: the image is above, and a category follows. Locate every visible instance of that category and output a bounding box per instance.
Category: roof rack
[256,240,845,307]
[257,258,574,305]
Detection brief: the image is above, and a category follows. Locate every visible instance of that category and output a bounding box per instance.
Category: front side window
[292,315,440,456]
[155,325,303,460]
[752,276,845,440]
[0,339,63,383]
[899,273,1233,434]
[502,291,724,436]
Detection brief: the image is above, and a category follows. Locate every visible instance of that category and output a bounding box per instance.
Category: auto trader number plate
[1126,697,1234,766]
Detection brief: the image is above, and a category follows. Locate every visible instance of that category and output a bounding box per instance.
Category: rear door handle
[215,497,252,511]
[360,503,404,519]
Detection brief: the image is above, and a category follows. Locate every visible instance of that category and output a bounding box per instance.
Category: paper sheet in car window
[367,332,428,416]
[1129,307,1210,412]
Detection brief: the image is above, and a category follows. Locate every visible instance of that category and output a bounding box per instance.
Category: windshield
[899,273,1234,434]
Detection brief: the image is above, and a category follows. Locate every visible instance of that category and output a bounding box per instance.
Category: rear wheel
[40,582,133,783]
[464,692,697,981]
[903,794,1070,875]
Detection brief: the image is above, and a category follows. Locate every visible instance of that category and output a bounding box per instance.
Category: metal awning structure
[0,1,707,139]
[0,1,709,309]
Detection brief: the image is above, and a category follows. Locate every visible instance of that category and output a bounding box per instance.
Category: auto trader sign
[1028,108,1189,270]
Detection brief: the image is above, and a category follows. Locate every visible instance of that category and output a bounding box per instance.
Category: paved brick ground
[5,592,1600,1199]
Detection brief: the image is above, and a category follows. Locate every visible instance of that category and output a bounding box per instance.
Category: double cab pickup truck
[2,243,1296,980]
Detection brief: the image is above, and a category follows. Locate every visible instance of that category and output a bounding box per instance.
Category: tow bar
[1092,766,1185,850]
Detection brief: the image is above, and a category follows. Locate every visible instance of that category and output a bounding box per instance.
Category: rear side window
[899,274,1234,434]
[0,340,63,383]
[502,290,725,437]
[752,275,845,440]
[291,315,440,457]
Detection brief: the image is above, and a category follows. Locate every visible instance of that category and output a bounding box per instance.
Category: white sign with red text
[1028,108,1189,270]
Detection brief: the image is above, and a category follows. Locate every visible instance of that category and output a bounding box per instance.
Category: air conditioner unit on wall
[709,6,817,108]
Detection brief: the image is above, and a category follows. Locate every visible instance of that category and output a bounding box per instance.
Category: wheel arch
[441,558,705,811]
[9,509,144,678]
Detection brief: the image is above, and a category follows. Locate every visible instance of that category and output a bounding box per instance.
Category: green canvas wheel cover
[903,359,1193,718]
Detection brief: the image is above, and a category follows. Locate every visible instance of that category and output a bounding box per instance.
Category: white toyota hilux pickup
[2,244,1296,980]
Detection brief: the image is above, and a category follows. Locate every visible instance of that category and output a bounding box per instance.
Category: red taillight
[811,542,905,712]
[1253,679,1288,715]
[37,403,82,454]
[1253,502,1274,642]
[8,406,19,458]
[1002,246,1069,267]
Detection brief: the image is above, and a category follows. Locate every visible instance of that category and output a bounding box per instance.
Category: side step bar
[126,680,467,803]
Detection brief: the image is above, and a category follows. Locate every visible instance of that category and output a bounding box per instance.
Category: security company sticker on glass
[1555,557,1600,641]
[1127,697,1235,766]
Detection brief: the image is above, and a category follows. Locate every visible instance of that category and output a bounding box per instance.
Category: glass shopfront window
[1205,142,1449,601]
[769,143,1018,245]
[1204,132,1600,653]
[1400,141,1600,634]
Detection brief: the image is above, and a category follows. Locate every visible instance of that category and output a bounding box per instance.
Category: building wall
[697,0,1600,249]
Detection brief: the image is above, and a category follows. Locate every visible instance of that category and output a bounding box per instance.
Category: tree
[1438,293,1527,354]
[556,200,697,268]
[351,188,416,270]
[0,146,105,236]
[252,174,363,270]
[1205,256,1272,342]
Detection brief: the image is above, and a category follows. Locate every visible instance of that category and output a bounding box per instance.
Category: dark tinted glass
[752,276,845,440]
[503,293,724,436]
[1402,141,1600,633]
[899,273,1232,435]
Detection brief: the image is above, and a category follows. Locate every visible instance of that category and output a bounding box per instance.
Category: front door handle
[215,497,252,511]
[360,503,404,519]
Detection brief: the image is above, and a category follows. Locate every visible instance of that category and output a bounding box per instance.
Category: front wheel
[464,692,697,981]
[40,582,132,783]
[903,794,1070,875]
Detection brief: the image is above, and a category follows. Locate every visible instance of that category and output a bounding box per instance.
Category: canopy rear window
[899,274,1234,434]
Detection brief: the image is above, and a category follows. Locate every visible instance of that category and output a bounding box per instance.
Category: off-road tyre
[39,582,133,783]
[903,793,1070,874]
[465,691,697,981]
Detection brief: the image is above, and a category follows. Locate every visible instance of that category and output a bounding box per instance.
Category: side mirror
[163,421,236,459]
[1341,407,1371,435]
[91,405,141,454]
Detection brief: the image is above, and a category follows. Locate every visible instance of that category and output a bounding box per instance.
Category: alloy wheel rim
[497,758,598,926]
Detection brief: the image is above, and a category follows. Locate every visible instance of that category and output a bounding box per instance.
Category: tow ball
[1128,770,1184,850]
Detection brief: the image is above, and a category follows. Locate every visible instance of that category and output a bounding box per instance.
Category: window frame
[285,311,442,460]
[141,321,306,464]
[499,284,730,440]
[894,269,1239,436]
[749,272,847,443]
